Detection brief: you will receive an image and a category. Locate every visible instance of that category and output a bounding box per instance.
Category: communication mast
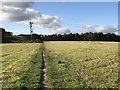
[29,21,33,41]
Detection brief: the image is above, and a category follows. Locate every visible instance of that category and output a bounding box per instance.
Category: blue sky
[0,2,118,35]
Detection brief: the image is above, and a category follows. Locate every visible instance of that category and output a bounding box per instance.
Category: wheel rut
[40,47,48,89]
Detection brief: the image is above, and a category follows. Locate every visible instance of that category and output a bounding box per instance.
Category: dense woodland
[1,28,120,43]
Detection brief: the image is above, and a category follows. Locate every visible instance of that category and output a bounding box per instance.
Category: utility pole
[29,21,33,41]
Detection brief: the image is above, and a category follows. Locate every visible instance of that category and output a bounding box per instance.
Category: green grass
[1,42,119,88]
[1,43,42,89]
[44,41,118,88]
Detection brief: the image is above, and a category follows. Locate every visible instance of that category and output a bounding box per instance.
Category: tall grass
[44,41,118,88]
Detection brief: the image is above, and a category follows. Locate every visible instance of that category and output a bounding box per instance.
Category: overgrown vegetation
[2,43,42,89]
[44,41,118,88]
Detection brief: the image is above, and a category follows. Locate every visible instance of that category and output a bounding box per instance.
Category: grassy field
[44,41,118,88]
[1,42,119,89]
[1,43,42,88]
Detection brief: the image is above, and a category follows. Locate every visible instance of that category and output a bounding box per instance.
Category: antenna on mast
[29,21,33,41]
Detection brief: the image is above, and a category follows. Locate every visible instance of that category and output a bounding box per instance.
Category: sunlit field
[1,43,42,88]
[44,41,118,88]
[1,41,119,89]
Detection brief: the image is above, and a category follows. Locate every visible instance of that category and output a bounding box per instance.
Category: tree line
[1,28,120,43]
[43,32,120,41]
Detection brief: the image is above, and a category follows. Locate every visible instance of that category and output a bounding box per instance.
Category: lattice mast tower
[29,21,33,41]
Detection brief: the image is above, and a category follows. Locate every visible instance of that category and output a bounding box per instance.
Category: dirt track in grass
[40,48,48,89]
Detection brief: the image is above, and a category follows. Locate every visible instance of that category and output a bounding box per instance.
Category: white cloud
[0,2,69,34]
[2,2,33,8]
[0,6,39,21]
[0,2,38,21]
[79,25,117,33]
[32,14,62,30]
[53,28,70,34]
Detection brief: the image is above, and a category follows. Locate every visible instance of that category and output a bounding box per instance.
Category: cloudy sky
[0,1,118,35]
